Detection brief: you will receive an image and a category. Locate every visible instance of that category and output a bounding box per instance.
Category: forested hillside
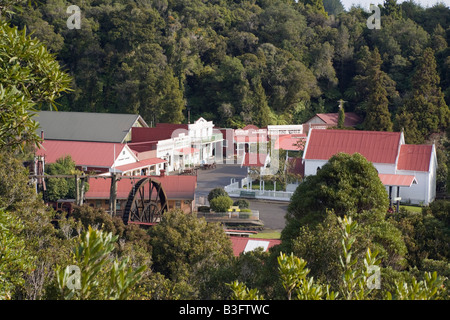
[11,0,450,138]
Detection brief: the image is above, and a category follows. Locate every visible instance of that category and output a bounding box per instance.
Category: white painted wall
[304,159,396,176]
[113,145,138,167]
[395,170,430,205]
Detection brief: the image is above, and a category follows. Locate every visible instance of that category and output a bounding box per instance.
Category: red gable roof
[36,140,126,167]
[315,112,362,127]
[397,145,433,172]
[85,175,197,200]
[304,129,402,164]
[378,174,417,187]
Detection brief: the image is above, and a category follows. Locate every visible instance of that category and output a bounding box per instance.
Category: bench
[240,190,256,198]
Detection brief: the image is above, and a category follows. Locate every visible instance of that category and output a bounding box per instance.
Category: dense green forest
[1,0,450,301]
[9,0,450,137]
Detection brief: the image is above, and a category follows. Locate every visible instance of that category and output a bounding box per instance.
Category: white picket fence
[197,210,260,221]
[224,178,295,202]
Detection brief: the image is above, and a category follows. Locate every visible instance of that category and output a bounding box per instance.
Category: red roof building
[397,144,433,172]
[229,237,281,256]
[303,129,402,164]
[302,129,437,205]
[84,175,197,214]
[36,140,166,175]
[305,112,362,127]
[36,140,127,168]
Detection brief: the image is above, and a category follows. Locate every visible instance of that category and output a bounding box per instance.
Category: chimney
[41,130,44,141]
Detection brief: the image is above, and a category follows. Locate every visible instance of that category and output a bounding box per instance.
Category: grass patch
[400,205,423,213]
[250,230,281,239]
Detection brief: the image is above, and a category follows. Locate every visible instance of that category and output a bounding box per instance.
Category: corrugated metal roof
[229,236,281,256]
[378,174,417,187]
[397,145,433,172]
[314,112,362,127]
[85,175,197,200]
[274,134,306,151]
[36,140,127,167]
[304,129,402,164]
[35,111,147,143]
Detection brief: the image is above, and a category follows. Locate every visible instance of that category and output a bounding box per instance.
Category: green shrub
[239,212,252,219]
[233,199,250,209]
[197,206,211,212]
[210,196,233,212]
[207,187,229,202]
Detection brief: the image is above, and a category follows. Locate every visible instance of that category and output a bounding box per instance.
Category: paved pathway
[194,163,287,231]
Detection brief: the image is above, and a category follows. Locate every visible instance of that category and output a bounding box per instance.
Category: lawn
[400,205,423,213]
[250,229,281,239]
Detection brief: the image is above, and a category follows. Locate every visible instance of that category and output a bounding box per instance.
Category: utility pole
[75,173,87,206]
[109,173,118,216]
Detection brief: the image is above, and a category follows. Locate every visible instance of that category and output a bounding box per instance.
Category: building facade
[302,129,437,205]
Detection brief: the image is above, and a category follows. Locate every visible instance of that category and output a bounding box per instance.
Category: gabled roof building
[84,175,197,214]
[302,129,437,205]
[305,112,362,128]
[35,139,167,176]
[35,111,148,143]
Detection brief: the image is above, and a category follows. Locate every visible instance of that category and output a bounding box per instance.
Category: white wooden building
[302,129,437,205]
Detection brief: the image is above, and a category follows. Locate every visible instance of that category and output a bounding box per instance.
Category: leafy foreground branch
[228,215,447,300]
[56,226,145,300]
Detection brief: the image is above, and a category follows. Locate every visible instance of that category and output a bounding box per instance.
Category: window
[175,201,181,208]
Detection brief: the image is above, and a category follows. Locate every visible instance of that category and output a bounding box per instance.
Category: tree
[304,0,328,17]
[0,21,71,151]
[0,209,34,299]
[363,48,396,131]
[207,187,229,202]
[395,48,449,143]
[383,0,402,19]
[323,0,344,16]
[282,153,409,271]
[285,152,389,228]
[149,210,233,299]
[56,226,146,300]
[45,156,89,202]
[228,215,446,300]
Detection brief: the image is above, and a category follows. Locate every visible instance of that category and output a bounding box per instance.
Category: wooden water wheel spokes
[122,177,168,225]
